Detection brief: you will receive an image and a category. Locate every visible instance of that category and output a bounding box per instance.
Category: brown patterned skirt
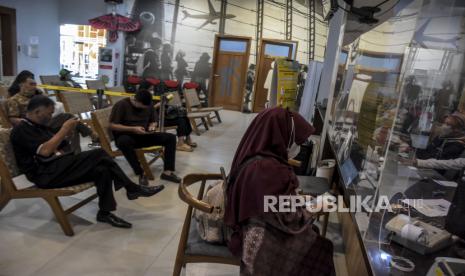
[240,212,335,276]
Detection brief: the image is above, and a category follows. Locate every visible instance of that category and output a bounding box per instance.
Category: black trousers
[165,116,192,137]
[31,149,136,212]
[115,132,177,175]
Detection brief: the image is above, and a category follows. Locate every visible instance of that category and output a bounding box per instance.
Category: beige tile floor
[0,110,348,276]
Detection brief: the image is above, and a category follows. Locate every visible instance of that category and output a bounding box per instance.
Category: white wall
[58,0,107,25]
[0,0,136,81]
[0,0,60,76]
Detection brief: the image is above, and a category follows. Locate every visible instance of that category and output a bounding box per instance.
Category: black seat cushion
[297,176,330,196]
[185,219,237,259]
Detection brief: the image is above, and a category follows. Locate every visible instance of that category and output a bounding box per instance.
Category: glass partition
[365,1,465,273]
[327,0,465,274]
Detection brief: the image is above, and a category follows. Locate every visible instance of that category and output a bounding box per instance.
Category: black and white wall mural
[123,0,328,108]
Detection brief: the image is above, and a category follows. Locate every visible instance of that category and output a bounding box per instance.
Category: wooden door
[252,39,298,113]
[0,6,16,76]
[210,35,251,111]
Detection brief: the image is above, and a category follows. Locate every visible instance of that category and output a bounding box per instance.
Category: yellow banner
[38,84,161,100]
[276,59,299,111]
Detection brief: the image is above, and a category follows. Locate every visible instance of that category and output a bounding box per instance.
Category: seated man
[59,68,82,88]
[109,89,181,185]
[10,96,164,228]
[416,112,465,160]
[5,75,98,153]
[139,80,196,152]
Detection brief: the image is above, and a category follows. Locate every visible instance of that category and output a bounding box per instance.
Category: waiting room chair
[57,90,95,123]
[296,175,331,237]
[173,173,240,276]
[166,91,211,136]
[91,107,164,180]
[107,86,129,104]
[0,100,12,128]
[0,84,9,99]
[0,128,98,236]
[39,75,62,97]
[0,76,15,88]
[184,89,223,123]
[86,79,116,107]
[85,79,106,90]
[289,142,331,237]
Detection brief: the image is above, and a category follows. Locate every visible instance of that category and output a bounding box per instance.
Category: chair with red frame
[124,75,142,93]
[163,80,213,135]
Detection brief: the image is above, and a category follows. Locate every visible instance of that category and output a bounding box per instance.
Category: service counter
[316,105,463,276]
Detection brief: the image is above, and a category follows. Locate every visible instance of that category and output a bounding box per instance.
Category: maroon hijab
[224,107,314,255]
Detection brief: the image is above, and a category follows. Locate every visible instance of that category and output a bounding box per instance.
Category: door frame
[252,38,298,113]
[209,34,251,110]
[0,6,17,76]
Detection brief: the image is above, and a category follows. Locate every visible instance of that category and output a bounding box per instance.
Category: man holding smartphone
[11,96,164,228]
[5,75,99,153]
[109,89,180,185]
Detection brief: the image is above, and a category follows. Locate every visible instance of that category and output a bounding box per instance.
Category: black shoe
[138,175,149,186]
[160,172,182,183]
[96,212,132,228]
[454,240,465,259]
[126,184,165,200]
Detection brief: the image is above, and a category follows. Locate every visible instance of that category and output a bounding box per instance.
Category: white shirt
[417,158,465,170]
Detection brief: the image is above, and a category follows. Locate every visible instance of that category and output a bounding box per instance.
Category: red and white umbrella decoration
[89,13,141,43]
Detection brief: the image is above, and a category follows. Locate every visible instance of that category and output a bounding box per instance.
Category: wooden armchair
[91,107,164,180]
[0,128,97,236]
[39,75,62,97]
[107,86,129,104]
[0,84,9,99]
[173,173,240,276]
[0,100,12,128]
[166,91,211,136]
[85,79,106,90]
[184,89,223,123]
[86,80,116,107]
[57,90,95,123]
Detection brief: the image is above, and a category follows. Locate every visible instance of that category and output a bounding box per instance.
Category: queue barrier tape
[38,84,161,100]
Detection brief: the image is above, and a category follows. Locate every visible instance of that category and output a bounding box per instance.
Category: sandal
[176,144,193,152]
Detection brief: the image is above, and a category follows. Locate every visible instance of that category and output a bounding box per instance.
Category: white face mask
[287,116,300,159]
[439,124,452,136]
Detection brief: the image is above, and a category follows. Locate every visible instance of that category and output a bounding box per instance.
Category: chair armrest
[288,159,301,167]
[178,173,223,213]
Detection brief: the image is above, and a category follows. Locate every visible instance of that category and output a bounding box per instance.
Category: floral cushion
[0,128,20,178]
[24,182,94,193]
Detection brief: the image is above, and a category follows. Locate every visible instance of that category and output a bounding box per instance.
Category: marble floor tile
[34,242,156,276]
[0,110,348,276]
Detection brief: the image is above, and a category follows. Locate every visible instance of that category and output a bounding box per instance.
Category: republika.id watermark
[264,195,424,213]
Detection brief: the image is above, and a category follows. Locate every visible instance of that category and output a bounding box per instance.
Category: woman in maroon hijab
[224,107,335,276]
